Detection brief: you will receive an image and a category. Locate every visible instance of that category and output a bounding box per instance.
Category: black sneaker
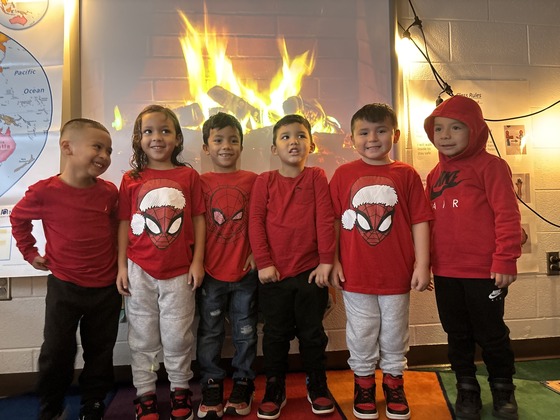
[353,374,377,419]
[490,379,518,419]
[225,377,255,416]
[455,377,482,420]
[382,373,410,420]
[306,371,335,415]
[257,376,286,420]
[79,401,105,420]
[197,379,224,419]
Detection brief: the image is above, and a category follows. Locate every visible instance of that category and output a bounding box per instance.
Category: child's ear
[310,140,316,153]
[271,144,278,155]
[202,144,210,155]
[60,139,72,156]
[393,129,401,144]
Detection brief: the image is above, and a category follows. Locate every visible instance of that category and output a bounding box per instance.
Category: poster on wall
[0,0,64,277]
[407,80,539,273]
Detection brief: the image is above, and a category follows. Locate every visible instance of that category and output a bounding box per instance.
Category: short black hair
[202,112,243,145]
[60,118,110,137]
[272,114,312,146]
[350,103,398,133]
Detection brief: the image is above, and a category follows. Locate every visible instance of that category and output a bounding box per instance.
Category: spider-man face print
[341,175,398,246]
[130,179,186,249]
[205,185,248,243]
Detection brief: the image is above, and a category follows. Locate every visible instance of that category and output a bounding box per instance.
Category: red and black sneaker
[306,371,335,415]
[133,392,159,420]
[353,374,378,419]
[225,377,255,416]
[257,376,286,420]
[382,374,410,420]
[170,388,194,420]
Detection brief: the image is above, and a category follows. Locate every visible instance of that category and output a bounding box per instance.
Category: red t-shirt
[201,170,257,282]
[330,159,433,294]
[249,166,335,280]
[118,167,205,279]
[10,176,118,287]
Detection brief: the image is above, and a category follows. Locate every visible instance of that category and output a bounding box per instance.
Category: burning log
[175,103,205,127]
[283,96,342,133]
[207,85,261,125]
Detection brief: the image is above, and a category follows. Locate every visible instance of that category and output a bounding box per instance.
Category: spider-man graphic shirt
[201,170,258,282]
[118,167,205,279]
[330,160,433,295]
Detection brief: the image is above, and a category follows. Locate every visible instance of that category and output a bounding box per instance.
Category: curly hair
[129,104,187,178]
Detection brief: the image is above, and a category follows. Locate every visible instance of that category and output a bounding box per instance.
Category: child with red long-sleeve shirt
[249,114,336,420]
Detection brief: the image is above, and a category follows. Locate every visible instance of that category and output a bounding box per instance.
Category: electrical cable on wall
[399,0,560,228]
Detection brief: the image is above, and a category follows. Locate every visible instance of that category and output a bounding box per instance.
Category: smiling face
[203,125,242,172]
[433,116,470,157]
[140,111,180,169]
[351,117,399,165]
[271,122,315,171]
[63,126,113,182]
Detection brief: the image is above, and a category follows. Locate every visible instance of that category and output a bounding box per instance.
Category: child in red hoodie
[424,95,521,420]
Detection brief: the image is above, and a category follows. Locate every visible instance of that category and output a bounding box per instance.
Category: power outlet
[0,277,11,300]
[546,252,560,276]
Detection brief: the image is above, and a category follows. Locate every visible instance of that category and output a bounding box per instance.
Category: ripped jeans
[196,270,258,383]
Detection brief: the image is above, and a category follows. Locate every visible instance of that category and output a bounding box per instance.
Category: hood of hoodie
[423,95,489,162]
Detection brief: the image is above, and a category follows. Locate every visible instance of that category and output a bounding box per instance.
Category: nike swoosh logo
[430,183,457,200]
[488,289,503,300]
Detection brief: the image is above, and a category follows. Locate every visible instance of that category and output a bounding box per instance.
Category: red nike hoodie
[424,95,521,278]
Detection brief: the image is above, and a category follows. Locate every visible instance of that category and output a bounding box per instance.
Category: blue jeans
[196,270,258,383]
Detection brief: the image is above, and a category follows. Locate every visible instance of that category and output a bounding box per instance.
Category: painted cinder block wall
[1,0,560,376]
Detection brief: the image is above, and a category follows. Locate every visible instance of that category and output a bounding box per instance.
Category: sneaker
[225,377,255,416]
[490,379,518,419]
[306,371,335,415]
[79,400,105,420]
[382,373,410,420]
[257,376,286,420]
[39,405,68,420]
[133,392,159,420]
[197,380,224,419]
[353,374,378,420]
[170,388,194,420]
[455,377,482,420]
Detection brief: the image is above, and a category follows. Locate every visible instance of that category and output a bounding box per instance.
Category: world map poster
[0,0,63,277]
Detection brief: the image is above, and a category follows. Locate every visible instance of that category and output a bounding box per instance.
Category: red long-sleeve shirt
[248,166,335,280]
[10,176,118,287]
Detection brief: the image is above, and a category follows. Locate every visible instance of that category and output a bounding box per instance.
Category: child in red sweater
[249,114,336,419]
[10,119,121,420]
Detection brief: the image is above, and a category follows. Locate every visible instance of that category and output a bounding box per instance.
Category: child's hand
[492,272,517,288]
[188,260,205,290]
[329,259,345,290]
[117,268,131,296]
[410,266,432,291]
[243,254,257,271]
[258,266,280,284]
[31,255,49,271]
[308,263,333,288]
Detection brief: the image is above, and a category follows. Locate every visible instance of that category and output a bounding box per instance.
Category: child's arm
[9,187,49,271]
[410,221,432,291]
[188,213,206,290]
[329,220,345,290]
[116,220,130,296]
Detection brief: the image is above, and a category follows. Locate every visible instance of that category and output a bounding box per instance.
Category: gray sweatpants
[343,291,410,377]
[126,260,195,396]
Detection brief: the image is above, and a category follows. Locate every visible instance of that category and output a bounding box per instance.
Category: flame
[178,9,340,133]
[112,106,123,131]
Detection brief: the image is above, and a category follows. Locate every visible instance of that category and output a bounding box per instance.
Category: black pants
[434,275,515,381]
[37,275,121,413]
[258,269,329,378]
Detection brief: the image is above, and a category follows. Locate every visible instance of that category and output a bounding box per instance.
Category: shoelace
[458,388,480,405]
[356,383,375,403]
[385,385,406,403]
[202,384,222,406]
[263,380,284,403]
[230,380,249,401]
